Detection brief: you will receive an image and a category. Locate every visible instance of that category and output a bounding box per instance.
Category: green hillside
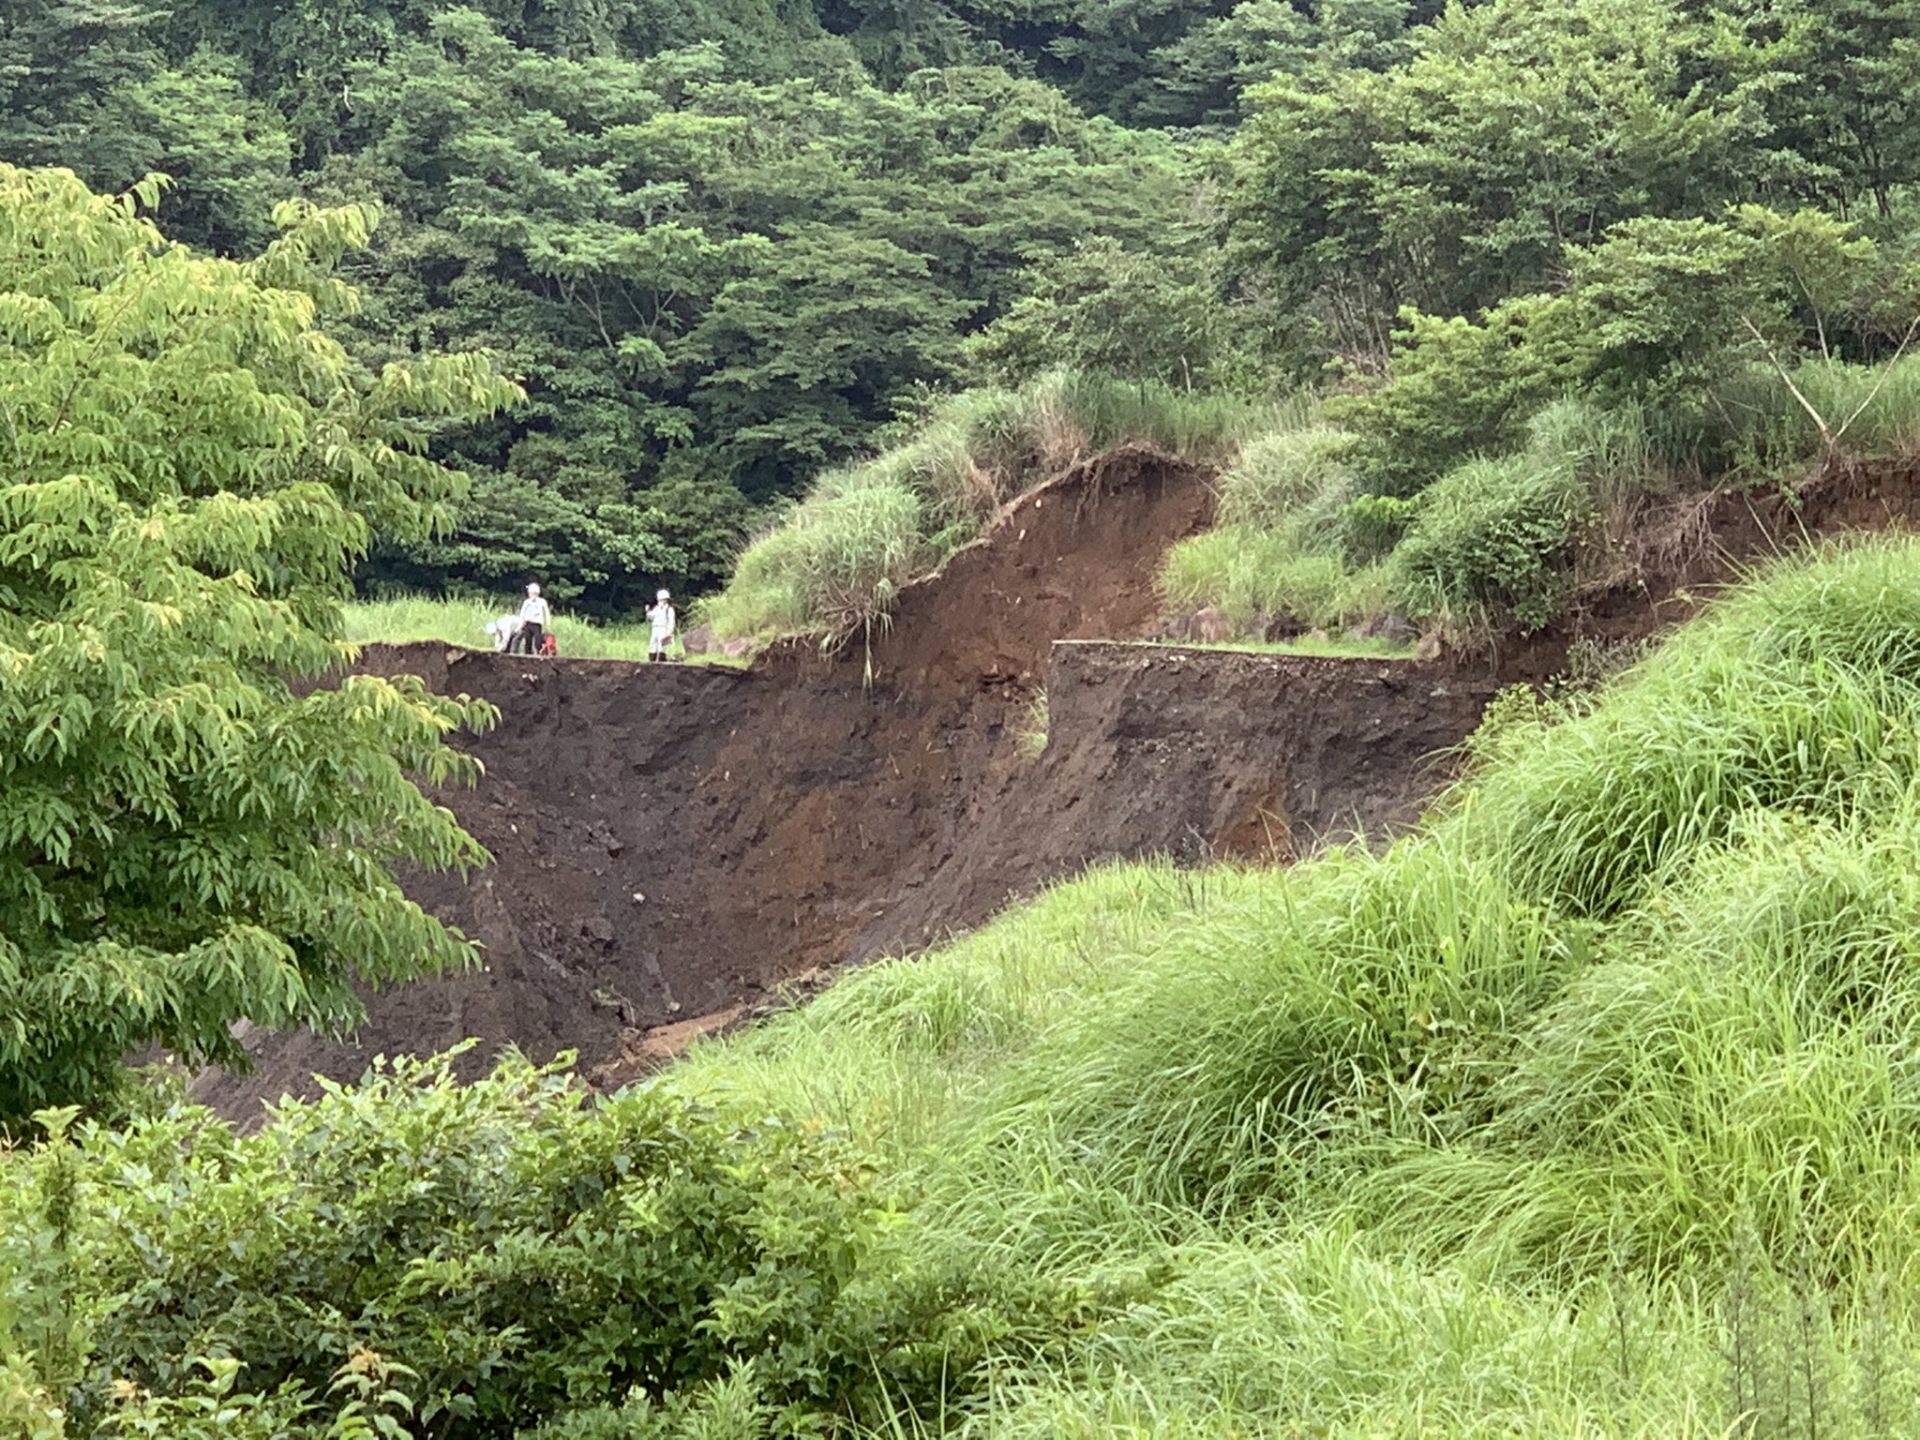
[6,1,1920,1436]
[17,539,1920,1436]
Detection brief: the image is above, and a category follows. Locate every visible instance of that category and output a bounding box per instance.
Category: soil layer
[197,450,1920,1112]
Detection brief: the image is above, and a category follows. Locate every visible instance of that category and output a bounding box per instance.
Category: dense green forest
[10,1,1920,1437]
[11,0,1916,616]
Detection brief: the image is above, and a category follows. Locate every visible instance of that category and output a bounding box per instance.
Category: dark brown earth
[197,449,1920,1113]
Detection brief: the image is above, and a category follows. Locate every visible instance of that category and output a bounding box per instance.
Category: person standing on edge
[646,588,676,662]
[516,582,551,655]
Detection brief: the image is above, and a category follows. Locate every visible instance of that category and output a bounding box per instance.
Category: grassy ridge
[658,535,1920,1435]
[702,371,1288,645]
[345,596,681,663]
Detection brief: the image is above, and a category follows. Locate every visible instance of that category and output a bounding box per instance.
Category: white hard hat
[527,582,540,596]
[657,589,670,600]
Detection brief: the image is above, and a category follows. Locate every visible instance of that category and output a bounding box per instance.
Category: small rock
[722,637,754,659]
[680,623,716,656]
[1413,631,1444,662]
[1362,613,1419,644]
[580,915,615,944]
[1182,606,1229,645]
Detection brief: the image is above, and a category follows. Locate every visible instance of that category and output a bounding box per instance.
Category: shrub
[0,1052,1061,1439]
[1391,452,1588,630]
[1325,295,1591,497]
[1336,493,1417,562]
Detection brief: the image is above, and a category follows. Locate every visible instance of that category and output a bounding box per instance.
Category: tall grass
[1213,418,1347,529]
[1390,396,1687,632]
[704,370,1283,644]
[1156,415,1398,637]
[1159,526,1394,634]
[1708,353,1920,475]
[665,536,1920,1437]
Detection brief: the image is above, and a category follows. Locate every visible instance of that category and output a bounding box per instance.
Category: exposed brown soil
[1489,454,1920,677]
[196,449,1920,1114]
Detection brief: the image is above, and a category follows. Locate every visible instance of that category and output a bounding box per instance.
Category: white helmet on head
[527,582,541,596]
[657,589,670,601]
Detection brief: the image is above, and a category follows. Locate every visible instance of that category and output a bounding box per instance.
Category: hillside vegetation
[714,242,1920,647]
[7,0,1920,1435]
[11,0,1919,619]
[16,539,1920,1437]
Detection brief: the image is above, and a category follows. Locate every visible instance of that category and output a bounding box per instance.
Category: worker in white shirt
[646,588,677,662]
[515,582,551,655]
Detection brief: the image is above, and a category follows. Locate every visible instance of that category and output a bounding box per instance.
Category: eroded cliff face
[200,451,1920,1115]
[199,632,1503,1115]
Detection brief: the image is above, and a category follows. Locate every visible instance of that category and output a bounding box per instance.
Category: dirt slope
[198,447,1246,1109]
[197,450,1920,1113]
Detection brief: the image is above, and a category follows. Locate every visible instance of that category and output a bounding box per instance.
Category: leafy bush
[1324,296,1590,497]
[0,168,518,1123]
[1391,452,1588,630]
[964,240,1247,393]
[1336,493,1417,562]
[0,1052,1063,1439]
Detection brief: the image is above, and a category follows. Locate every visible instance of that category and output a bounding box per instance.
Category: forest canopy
[3,0,1916,616]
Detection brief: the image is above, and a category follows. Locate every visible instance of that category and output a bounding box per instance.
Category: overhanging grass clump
[703,370,1278,644]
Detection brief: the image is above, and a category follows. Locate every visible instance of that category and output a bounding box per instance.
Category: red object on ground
[541,633,557,657]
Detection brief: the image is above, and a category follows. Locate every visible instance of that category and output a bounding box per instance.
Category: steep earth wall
[200,450,1920,1112]
[200,448,1508,1111]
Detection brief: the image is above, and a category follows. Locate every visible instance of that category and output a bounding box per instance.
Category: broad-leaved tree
[0,168,519,1122]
